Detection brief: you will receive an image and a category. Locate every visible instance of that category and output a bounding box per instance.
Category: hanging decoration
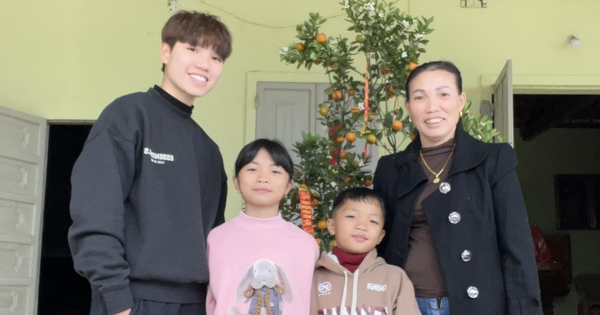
[298,184,315,236]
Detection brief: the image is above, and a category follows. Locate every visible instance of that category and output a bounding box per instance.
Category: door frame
[482,73,600,95]
[245,71,328,145]
[482,66,600,147]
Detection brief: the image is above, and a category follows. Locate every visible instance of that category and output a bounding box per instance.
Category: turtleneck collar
[153,85,194,115]
[232,210,289,230]
[331,246,368,273]
[420,138,455,157]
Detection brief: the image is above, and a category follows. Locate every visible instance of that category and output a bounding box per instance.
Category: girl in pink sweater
[206,139,319,315]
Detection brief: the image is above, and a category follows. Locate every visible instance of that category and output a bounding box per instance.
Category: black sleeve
[491,144,542,314]
[373,155,394,257]
[67,106,138,314]
[213,166,227,228]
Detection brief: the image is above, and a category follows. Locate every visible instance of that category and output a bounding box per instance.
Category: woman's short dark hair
[405,60,463,100]
[331,187,385,221]
[234,138,294,180]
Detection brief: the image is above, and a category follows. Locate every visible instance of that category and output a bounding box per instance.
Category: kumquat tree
[279,0,501,250]
[281,0,434,155]
[279,0,434,250]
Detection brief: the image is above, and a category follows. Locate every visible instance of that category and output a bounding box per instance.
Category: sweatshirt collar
[152,85,193,115]
[232,210,289,230]
[318,249,382,275]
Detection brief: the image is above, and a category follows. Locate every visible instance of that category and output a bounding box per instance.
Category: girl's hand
[114,309,131,315]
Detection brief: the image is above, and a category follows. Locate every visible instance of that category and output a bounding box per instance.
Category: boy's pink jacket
[206,211,319,315]
[311,249,420,315]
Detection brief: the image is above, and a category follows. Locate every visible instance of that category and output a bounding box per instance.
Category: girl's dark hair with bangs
[234,139,294,180]
[405,60,463,100]
[161,11,232,71]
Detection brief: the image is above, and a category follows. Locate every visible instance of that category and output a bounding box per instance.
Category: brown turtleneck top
[404,138,455,298]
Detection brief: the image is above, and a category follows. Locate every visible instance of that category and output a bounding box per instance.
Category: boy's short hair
[161,10,233,70]
[331,187,385,221]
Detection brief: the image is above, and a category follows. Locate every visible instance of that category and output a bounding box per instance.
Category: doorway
[511,94,600,315]
[37,124,92,315]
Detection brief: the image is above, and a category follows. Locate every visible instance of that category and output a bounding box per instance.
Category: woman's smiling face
[406,69,466,147]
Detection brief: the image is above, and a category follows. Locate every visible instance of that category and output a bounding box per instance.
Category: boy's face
[160,41,224,105]
[327,199,385,254]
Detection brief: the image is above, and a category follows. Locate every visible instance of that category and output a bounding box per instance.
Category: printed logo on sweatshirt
[318,306,388,315]
[317,281,332,296]
[366,283,387,292]
[143,147,175,164]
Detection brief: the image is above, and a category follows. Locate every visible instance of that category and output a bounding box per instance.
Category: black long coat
[373,126,542,315]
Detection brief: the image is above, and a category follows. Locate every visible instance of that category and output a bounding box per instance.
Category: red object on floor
[531,225,553,264]
[590,305,600,315]
[580,302,600,315]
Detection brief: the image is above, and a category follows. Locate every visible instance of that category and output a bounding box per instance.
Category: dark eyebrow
[410,88,425,95]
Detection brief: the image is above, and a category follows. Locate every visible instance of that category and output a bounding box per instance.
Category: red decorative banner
[298,184,315,235]
[364,72,370,123]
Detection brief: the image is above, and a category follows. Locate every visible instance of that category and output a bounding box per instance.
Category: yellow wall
[3,0,599,217]
[2,0,599,206]
[2,2,599,311]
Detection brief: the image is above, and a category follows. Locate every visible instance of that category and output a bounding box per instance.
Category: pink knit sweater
[206,211,319,315]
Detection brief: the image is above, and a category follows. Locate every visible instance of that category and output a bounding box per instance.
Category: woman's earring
[460,111,463,117]
[408,117,412,123]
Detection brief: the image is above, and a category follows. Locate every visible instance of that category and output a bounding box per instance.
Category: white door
[256,82,377,172]
[256,82,319,165]
[493,60,514,146]
[0,105,47,314]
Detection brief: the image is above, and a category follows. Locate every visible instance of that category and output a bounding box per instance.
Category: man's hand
[114,309,131,315]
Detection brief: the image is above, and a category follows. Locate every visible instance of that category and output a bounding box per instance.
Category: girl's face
[406,69,466,147]
[233,148,293,217]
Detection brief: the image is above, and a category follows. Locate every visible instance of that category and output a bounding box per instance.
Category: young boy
[311,187,420,315]
[68,11,232,315]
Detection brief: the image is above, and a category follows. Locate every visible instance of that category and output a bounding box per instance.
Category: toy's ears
[276,264,293,303]
[235,264,254,300]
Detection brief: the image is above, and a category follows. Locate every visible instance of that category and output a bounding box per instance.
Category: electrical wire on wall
[169,0,412,29]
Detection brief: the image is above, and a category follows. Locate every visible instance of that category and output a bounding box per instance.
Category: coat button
[461,250,472,262]
[467,286,479,298]
[439,182,451,194]
[448,211,461,224]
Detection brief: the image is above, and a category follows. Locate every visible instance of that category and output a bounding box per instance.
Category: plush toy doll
[234,258,293,315]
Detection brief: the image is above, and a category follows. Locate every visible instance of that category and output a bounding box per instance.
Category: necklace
[419,144,456,184]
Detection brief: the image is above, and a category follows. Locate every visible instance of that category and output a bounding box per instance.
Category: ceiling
[513,94,600,141]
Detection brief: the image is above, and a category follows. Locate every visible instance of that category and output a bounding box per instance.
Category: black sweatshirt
[68,87,227,314]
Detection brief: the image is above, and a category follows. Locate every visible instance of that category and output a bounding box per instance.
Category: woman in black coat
[373,61,542,315]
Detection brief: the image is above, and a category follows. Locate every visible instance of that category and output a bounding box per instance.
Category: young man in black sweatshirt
[68,11,232,315]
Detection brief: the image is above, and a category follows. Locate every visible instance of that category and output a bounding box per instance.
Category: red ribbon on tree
[363,70,370,157]
[364,73,370,123]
